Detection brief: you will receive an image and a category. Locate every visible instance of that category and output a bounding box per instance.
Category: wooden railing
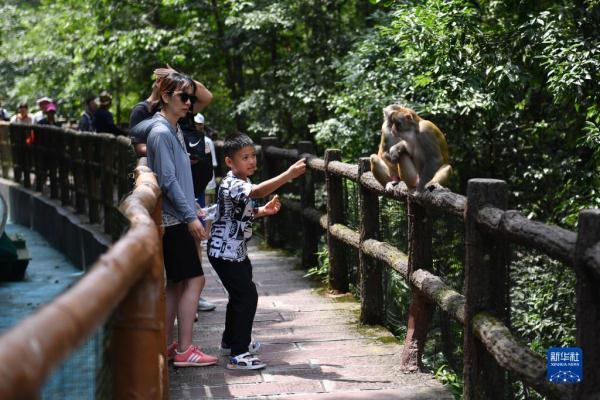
[254,137,600,400]
[0,122,137,240]
[1,121,597,399]
[0,122,168,399]
[0,160,168,399]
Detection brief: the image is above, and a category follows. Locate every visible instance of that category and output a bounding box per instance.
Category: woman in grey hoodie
[145,71,218,367]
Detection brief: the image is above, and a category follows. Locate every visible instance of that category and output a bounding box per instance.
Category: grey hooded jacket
[137,113,198,224]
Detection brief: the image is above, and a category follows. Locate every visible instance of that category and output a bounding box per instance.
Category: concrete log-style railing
[2,121,595,399]
[0,159,168,400]
[255,137,600,400]
[477,206,577,267]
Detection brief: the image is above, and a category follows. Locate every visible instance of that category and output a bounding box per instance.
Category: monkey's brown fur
[370,104,451,191]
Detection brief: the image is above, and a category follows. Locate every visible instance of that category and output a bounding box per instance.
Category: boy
[207,133,305,370]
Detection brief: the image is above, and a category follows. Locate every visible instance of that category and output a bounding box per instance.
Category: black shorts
[163,223,203,282]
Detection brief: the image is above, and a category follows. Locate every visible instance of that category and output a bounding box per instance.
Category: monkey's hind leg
[396,154,419,189]
[370,154,391,186]
[424,164,452,189]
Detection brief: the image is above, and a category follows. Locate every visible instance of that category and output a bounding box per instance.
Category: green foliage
[2,2,596,398]
[311,0,600,225]
[434,364,463,399]
[511,252,576,352]
[303,246,329,284]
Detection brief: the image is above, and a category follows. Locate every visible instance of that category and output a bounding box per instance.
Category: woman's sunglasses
[171,92,197,105]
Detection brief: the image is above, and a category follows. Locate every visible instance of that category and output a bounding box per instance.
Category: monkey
[370,104,452,191]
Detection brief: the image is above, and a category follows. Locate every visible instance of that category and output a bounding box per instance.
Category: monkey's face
[390,110,418,137]
[383,104,418,137]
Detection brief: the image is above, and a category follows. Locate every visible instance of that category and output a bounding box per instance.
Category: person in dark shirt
[78,96,97,132]
[129,65,213,157]
[93,91,124,135]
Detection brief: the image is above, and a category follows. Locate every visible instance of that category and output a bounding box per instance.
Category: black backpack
[180,119,213,196]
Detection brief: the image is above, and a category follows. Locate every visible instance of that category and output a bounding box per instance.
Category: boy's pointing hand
[287,158,307,179]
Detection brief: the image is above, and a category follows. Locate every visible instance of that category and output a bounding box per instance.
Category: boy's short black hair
[224,133,255,158]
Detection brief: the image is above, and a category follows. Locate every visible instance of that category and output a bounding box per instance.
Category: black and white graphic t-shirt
[208,171,254,261]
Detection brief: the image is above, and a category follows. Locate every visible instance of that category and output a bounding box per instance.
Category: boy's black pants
[208,255,258,356]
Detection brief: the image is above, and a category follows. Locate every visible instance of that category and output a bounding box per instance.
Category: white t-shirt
[207,171,254,261]
[32,110,45,124]
[10,114,34,124]
[205,136,218,190]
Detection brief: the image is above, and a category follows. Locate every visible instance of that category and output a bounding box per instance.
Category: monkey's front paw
[388,149,403,164]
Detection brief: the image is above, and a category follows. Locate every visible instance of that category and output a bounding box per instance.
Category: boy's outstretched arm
[250,158,306,198]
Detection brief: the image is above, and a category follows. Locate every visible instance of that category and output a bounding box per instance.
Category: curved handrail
[0,162,165,400]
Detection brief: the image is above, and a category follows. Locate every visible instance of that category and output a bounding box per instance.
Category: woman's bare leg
[177,275,205,350]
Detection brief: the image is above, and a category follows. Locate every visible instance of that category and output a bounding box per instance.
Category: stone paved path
[169,239,452,400]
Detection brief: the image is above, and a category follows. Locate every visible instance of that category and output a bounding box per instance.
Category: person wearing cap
[33,97,53,124]
[78,96,98,132]
[93,91,125,136]
[92,90,125,135]
[10,103,34,124]
[128,65,213,157]
[38,102,59,126]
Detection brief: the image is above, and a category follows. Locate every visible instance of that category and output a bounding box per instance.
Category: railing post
[66,132,80,209]
[298,141,318,269]
[100,135,115,234]
[59,131,69,206]
[112,185,167,400]
[400,195,434,371]
[358,157,382,323]
[34,127,45,192]
[463,179,509,400]
[48,129,59,199]
[325,149,348,293]
[574,210,600,398]
[117,140,132,202]
[22,127,32,189]
[260,137,280,248]
[9,124,23,184]
[82,134,100,223]
[0,123,10,179]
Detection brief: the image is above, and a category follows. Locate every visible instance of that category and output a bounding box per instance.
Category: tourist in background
[33,97,53,124]
[194,113,218,207]
[93,91,124,135]
[38,102,59,126]
[10,103,34,124]
[78,96,97,132]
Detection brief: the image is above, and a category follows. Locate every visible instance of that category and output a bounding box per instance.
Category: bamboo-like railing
[0,122,168,399]
[253,137,600,400]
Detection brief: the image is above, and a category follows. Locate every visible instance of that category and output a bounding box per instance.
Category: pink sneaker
[167,341,178,362]
[173,345,218,367]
